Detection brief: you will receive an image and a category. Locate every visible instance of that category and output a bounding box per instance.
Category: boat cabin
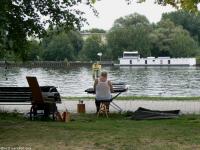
[118,51,196,66]
[123,51,140,58]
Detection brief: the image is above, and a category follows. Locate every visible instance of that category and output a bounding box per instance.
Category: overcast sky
[80,0,176,30]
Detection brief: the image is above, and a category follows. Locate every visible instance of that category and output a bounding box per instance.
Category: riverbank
[0,60,114,68]
[1,60,200,67]
[0,112,200,149]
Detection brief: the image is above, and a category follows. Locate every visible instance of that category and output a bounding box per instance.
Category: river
[0,66,200,97]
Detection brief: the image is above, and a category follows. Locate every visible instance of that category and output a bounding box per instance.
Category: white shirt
[96,79,112,101]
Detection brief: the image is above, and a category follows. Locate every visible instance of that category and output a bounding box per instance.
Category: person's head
[100,71,107,79]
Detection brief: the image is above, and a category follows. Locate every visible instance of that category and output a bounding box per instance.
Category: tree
[149,19,199,57]
[26,40,42,61]
[82,28,106,33]
[2,0,200,61]
[79,35,105,61]
[149,19,175,57]
[107,13,152,59]
[0,0,95,59]
[42,33,75,61]
[169,31,199,57]
[162,10,200,43]
[112,13,149,29]
[67,31,84,56]
[126,0,200,12]
[0,49,19,61]
[41,29,83,60]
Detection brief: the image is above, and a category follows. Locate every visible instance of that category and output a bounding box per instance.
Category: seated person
[94,71,113,112]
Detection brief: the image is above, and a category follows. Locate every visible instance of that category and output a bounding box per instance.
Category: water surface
[0,66,200,97]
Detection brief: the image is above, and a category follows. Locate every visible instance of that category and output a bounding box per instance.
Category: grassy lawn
[0,113,200,150]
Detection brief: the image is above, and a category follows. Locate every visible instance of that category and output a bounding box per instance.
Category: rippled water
[1,66,200,97]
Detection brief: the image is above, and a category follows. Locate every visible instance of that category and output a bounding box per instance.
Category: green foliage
[0,0,94,59]
[26,40,42,61]
[42,33,75,61]
[40,30,83,61]
[67,31,84,56]
[169,31,199,57]
[196,56,200,64]
[2,0,200,61]
[106,12,200,59]
[107,13,152,59]
[82,28,106,33]
[90,0,96,3]
[150,19,200,57]
[162,10,200,44]
[112,13,150,28]
[107,28,128,59]
[79,35,105,61]
[0,50,21,61]
[2,2,200,61]
[127,0,200,12]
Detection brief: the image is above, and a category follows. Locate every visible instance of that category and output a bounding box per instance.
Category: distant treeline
[1,10,200,62]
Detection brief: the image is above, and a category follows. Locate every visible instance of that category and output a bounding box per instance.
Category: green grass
[0,113,200,150]
[62,96,200,101]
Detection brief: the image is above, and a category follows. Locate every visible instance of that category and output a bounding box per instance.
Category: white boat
[117,51,196,66]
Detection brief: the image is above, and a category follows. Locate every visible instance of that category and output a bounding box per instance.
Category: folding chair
[26,76,57,120]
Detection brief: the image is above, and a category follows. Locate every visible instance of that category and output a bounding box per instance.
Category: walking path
[1,99,200,114]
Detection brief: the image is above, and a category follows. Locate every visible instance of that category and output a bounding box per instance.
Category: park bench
[0,82,61,120]
[0,86,61,103]
[0,87,32,103]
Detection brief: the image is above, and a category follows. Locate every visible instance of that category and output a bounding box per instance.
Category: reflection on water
[0,66,200,97]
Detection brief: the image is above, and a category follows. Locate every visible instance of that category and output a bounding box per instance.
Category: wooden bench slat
[0,86,61,103]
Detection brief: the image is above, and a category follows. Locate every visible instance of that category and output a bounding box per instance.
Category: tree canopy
[107,13,152,59]
[0,0,95,59]
[79,34,105,61]
[126,0,200,12]
[42,33,74,61]
[162,10,200,43]
[106,13,200,59]
[150,19,199,57]
[82,28,106,33]
[41,30,83,61]
[112,13,150,29]
[1,0,200,61]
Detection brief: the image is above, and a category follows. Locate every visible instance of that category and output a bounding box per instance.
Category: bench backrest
[26,76,44,104]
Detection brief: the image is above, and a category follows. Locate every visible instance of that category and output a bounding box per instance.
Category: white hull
[119,57,196,66]
[118,51,196,66]
[117,64,191,66]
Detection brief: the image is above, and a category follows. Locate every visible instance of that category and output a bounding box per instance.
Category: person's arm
[93,79,98,93]
[108,80,114,93]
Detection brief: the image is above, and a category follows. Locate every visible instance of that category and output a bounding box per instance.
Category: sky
[80,0,176,30]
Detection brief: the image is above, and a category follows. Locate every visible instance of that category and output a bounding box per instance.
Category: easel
[92,63,101,80]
